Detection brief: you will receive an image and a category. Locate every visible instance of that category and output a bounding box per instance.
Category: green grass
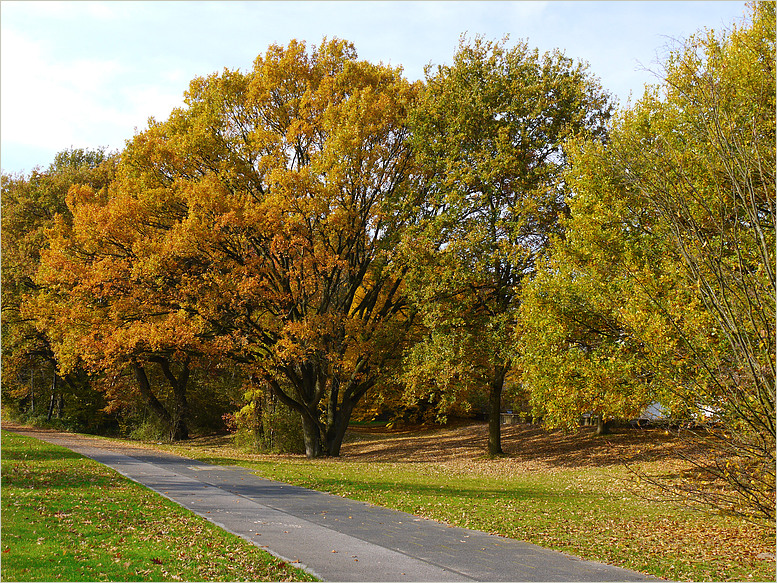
[0,430,317,582]
[163,445,776,582]
[5,424,773,582]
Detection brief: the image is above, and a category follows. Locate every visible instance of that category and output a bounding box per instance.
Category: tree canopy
[520,2,774,520]
[2,8,773,527]
[402,36,611,454]
[2,149,117,431]
[28,39,422,457]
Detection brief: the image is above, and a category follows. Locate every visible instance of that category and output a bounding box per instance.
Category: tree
[522,3,775,521]
[1,149,117,431]
[68,38,422,457]
[621,2,775,522]
[29,160,225,441]
[518,144,709,435]
[404,36,611,455]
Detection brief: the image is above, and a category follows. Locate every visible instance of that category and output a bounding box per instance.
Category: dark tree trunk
[324,400,355,458]
[132,363,173,427]
[257,374,321,457]
[152,356,191,441]
[488,365,507,456]
[259,369,365,459]
[29,368,35,413]
[300,413,323,458]
[47,373,59,422]
[47,394,57,421]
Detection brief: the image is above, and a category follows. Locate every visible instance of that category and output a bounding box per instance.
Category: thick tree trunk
[152,356,190,441]
[488,366,507,456]
[132,363,173,427]
[170,371,190,441]
[259,369,366,459]
[595,416,610,436]
[170,391,189,441]
[324,400,354,457]
[300,414,323,458]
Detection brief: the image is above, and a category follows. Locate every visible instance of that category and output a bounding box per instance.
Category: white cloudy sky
[1,0,748,175]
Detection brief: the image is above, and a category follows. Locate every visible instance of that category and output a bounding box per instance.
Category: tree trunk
[257,374,322,457]
[152,356,190,441]
[170,394,189,441]
[252,393,265,450]
[324,400,355,457]
[29,368,35,413]
[595,416,610,435]
[259,369,364,459]
[132,363,173,428]
[170,371,190,441]
[488,366,507,456]
[47,394,57,421]
[47,373,59,422]
[300,413,323,458]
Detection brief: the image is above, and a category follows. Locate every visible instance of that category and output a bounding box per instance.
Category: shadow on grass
[179,455,601,506]
[1,432,84,461]
[275,475,597,504]
[341,422,701,469]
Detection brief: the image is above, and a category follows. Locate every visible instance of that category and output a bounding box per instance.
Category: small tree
[621,2,775,522]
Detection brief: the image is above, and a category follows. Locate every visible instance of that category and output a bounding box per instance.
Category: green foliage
[233,386,305,454]
[127,415,175,443]
[519,254,663,430]
[521,2,775,521]
[403,35,612,453]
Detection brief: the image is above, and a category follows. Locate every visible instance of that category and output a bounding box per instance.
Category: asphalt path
[4,425,656,582]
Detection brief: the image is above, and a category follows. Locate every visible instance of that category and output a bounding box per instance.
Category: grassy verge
[157,432,776,582]
[0,430,317,582]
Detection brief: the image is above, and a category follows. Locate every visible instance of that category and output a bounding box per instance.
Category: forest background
[2,3,773,523]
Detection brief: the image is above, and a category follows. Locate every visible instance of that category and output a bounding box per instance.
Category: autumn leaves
[3,5,774,520]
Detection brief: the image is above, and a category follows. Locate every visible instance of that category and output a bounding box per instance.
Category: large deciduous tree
[2,149,117,431]
[30,175,207,440]
[62,39,422,457]
[522,3,775,521]
[403,36,611,455]
[518,141,707,435]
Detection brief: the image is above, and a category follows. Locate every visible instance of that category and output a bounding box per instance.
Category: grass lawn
[0,430,317,582]
[156,423,775,583]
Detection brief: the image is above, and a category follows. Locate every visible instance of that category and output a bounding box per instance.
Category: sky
[1,0,750,175]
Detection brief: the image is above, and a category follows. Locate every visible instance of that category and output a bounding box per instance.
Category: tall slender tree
[404,36,611,455]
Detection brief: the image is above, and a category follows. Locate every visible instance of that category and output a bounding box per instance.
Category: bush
[126,416,173,443]
[233,389,304,454]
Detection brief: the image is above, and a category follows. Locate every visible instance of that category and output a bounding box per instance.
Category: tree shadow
[341,422,701,469]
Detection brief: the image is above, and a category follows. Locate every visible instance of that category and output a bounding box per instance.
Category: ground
[341,420,702,471]
[4,418,775,581]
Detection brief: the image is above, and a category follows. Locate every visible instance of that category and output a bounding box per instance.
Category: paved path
[4,425,654,582]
